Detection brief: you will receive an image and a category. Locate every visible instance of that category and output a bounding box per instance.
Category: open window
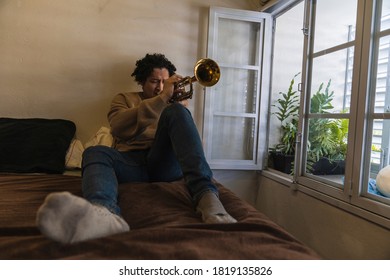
[203,7,272,170]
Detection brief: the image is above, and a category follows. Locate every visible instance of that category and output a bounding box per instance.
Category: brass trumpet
[170,58,221,102]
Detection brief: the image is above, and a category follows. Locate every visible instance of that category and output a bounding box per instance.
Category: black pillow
[0,118,76,174]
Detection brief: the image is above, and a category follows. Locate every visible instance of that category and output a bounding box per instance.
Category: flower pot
[311,157,345,175]
[269,151,294,174]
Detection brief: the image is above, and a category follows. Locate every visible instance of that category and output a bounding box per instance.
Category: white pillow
[85,126,113,148]
[65,139,84,169]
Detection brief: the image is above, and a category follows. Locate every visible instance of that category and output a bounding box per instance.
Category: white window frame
[203,6,272,170]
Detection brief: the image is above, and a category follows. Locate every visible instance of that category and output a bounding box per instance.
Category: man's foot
[196,191,237,223]
[36,192,129,244]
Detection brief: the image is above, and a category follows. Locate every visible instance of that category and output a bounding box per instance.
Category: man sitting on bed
[36,53,237,244]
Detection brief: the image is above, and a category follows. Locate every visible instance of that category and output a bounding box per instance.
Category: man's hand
[159,74,182,103]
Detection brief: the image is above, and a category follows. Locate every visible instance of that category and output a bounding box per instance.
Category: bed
[0,118,320,260]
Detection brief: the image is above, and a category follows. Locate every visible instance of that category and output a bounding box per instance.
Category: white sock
[196,191,237,224]
[36,192,129,244]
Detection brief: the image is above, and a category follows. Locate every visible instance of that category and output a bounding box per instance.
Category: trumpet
[169,58,221,102]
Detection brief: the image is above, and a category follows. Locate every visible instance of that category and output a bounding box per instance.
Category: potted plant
[269,75,348,175]
[268,73,300,174]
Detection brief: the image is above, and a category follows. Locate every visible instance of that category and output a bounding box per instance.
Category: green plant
[270,75,348,175]
[270,73,300,155]
[307,79,348,171]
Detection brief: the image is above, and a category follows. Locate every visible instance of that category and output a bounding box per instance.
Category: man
[36,53,236,244]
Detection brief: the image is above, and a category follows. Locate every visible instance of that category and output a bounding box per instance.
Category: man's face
[142,68,170,99]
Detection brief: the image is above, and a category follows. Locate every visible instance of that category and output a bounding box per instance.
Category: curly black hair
[131,53,176,85]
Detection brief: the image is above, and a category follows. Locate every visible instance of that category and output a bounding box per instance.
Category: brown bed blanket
[0,174,320,259]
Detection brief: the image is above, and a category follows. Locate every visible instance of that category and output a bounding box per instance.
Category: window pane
[374,36,390,113]
[211,116,254,160]
[362,1,390,206]
[369,119,386,169]
[214,68,258,114]
[367,119,390,201]
[216,18,260,66]
[313,0,358,52]
[267,1,304,174]
[380,0,390,31]
[311,48,353,113]
[305,118,348,181]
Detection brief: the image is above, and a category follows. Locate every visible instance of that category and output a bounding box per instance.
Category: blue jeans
[81,103,217,215]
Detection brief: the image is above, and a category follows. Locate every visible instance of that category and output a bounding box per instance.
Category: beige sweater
[108,92,168,151]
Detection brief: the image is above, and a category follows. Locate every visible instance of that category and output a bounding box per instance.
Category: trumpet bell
[194,58,221,87]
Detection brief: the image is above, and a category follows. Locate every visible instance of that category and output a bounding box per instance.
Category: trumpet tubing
[170,58,221,102]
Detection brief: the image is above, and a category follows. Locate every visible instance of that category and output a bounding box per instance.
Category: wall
[256,173,390,259]
[212,170,260,206]
[0,0,260,143]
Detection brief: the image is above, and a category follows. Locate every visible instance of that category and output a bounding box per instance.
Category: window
[266,0,390,228]
[300,0,357,192]
[267,1,304,174]
[204,7,272,169]
[355,0,390,218]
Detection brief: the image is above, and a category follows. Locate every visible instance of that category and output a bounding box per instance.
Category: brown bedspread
[0,174,320,259]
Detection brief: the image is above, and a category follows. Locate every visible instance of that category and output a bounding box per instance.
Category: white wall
[0,0,260,143]
[212,170,260,206]
[256,173,390,259]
